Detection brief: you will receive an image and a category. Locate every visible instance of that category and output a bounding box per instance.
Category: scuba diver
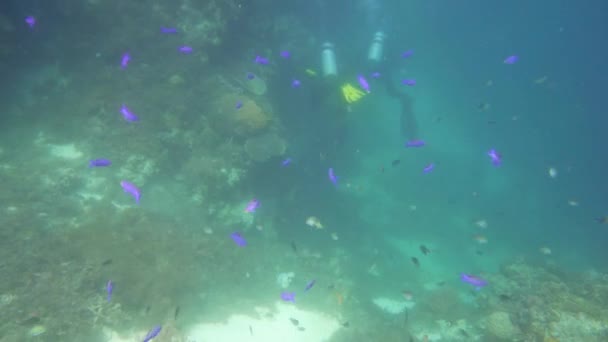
[315,0,420,140]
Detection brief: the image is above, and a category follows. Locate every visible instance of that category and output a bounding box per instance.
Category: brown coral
[213,94,272,137]
[233,98,271,134]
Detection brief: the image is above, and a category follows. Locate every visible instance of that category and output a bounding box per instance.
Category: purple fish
[89,159,112,168]
[292,79,301,88]
[160,27,179,34]
[178,45,193,54]
[280,51,290,58]
[236,101,243,109]
[281,292,296,303]
[25,16,36,28]
[405,140,425,148]
[328,168,338,185]
[120,52,130,69]
[143,325,162,342]
[244,199,260,213]
[254,55,269,65]
[460,273,488,289]
[487,149,502,166]
[120,180,141,204]
[423,163,435,174]
[504,55,519,64]
[120,104,139,122]
[304,280,316,292]
[230,232,247,247]
[402,79,416,86]
[401,49,414,58]
[106,280,113,302]
[358,75,370,93]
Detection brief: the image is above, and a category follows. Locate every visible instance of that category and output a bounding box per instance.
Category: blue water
[0,0,607,341]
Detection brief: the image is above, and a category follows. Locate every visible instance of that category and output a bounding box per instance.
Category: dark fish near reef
[411,257,420,268]
[595,216,608,224]
[174,306,180,320]
[291,241,297,253]
[289,318,299,326]
[304,280,316,292]
[419,245,430,255]
[498,294,511,301]
[391,159,401,167]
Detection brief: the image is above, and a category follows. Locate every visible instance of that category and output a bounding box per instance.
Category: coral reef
[244,133,287,162]
[484,311,520,340]
[212,93,273,137]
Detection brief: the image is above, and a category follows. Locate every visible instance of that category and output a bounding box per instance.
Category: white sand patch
[373,297,416,314]
[102,327,146,342]
[185,301,340,342]
[49,143,83,159]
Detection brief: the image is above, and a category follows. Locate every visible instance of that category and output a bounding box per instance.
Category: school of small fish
[19,9,601,341]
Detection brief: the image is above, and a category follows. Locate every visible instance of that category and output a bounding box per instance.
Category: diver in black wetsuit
[317,0,418,140]
[360,0,420,141]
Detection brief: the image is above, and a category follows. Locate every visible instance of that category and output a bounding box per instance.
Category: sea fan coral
[233,99,271,134]
[213,94,272,137]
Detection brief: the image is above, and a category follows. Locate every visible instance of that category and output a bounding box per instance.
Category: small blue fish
[371,72,381,78]
[236,101,243,109]
[120,52,130,69]
[292,79,301,88]
[178,45,193,54]
[160,27,178,34]
[120,104,139,122]
[280,51,290,58]
[460,273,488,290]
[423,163,435,174]
[143,325,162,342]
[281,158,292,167]
[120,180,141,204]
[401,49,414,58]
[106,280,113,302]
[230,232,247,247]
[281,291,296,303]
[405,140,425,148]
[304,280,316,292]
[358,75,370,93]
[244,199,259,213]
[503,55,519,64]
[487,149,502,166]
[402,79,416,86]
[25,16,36,29]
[328,168,338,185]
[89,159,112,168]
[246,72,255,80]
[254,55,269,64]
